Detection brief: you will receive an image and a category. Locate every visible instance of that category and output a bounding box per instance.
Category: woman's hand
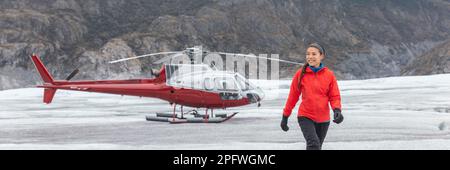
[280,115,289,131]
[333,108,344,124]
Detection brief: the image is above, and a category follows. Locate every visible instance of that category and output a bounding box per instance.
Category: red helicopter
[31,47,301,123]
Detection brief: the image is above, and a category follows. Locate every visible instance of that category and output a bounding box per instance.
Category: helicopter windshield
[213,77,240,92]
[234,74,255,91]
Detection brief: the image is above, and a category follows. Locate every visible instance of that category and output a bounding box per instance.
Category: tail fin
[31,54,54,84]
[31,54,57,104]
[43,88,56,104]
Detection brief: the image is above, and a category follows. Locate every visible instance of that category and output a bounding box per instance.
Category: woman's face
[306,47,324,67]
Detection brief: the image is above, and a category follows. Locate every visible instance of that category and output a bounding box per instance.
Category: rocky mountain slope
[403,39,450,75]
[1,0,449,90]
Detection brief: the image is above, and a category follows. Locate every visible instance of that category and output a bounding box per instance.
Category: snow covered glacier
[0,74,450,150]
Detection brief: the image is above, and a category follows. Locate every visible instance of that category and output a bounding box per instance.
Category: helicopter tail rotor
[65,68,79,81]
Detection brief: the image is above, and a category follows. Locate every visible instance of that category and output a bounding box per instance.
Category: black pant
[298,117,330,150]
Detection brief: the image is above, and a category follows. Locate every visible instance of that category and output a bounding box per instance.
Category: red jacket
[283,66,341,123]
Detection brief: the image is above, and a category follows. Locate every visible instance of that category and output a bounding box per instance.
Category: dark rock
[0,0,449,90]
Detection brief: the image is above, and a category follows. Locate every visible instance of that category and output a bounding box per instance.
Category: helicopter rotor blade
[215,52,303,65]
[109,51,183,64]
[154,53,187,64]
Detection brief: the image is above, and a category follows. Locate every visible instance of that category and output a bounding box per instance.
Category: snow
[1,74,450,150]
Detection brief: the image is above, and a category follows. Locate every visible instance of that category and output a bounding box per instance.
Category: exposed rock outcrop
[0,0,449,89]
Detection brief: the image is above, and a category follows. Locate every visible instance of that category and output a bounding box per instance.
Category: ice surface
[1,74,450,150]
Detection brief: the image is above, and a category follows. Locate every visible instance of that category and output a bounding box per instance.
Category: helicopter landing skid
[146,112,238,123]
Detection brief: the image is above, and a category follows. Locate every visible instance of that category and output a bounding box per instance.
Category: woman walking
[281,43,343,150]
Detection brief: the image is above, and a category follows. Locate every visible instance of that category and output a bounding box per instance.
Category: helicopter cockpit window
[214,77,242,100]
[166,64,212,82]
[173,74,204,89]
[235,74,255,91]
[204,78,214,91]
[214,77,239,92]
[166,64,214,89]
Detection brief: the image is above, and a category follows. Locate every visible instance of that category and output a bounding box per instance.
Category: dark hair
[308,42,326,57]
[298,43,326,89]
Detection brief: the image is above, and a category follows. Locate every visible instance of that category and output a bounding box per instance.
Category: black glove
[333,108,344,124]
[280,115,289,132]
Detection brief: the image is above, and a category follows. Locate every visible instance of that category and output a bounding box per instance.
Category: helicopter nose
[246,93,261,103]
